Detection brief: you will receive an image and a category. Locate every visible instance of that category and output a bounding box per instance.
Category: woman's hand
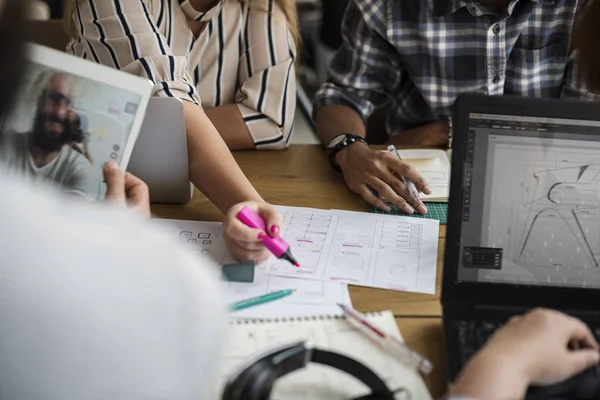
[223,201,283,262]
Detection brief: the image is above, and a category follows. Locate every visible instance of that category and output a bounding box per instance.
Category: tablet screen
[0,45,151,200]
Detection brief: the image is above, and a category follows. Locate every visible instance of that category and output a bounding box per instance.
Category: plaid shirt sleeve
[313,0,400,123]
[561,51,600,101]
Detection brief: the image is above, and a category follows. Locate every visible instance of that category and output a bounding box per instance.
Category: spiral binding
[229,311,384,325]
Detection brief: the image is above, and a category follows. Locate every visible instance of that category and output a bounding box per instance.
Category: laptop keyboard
[454,319,600,367]
[454,319,503,366]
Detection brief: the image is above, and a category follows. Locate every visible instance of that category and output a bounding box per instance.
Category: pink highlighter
[236,206,300,267]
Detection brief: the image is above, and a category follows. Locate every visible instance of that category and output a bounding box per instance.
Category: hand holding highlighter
[236,206,300,267]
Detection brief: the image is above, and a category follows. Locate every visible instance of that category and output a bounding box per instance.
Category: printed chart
[155,206,439,294]
[255,207,439,294]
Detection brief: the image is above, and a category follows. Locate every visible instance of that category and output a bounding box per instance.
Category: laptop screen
[457,112,600,289]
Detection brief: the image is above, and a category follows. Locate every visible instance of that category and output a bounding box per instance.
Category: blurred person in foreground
[0,0,225,398]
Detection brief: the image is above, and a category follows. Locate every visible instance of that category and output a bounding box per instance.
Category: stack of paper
[154,206,440,319]
[153,218,352,320]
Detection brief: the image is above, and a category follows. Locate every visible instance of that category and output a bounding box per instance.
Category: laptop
[127,98,193,204]
[443,94,600,384]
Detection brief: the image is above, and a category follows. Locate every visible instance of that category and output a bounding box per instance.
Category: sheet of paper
[216,310,432,400]
[256,207,439,294]
[153,220,229,264]
[153,206,439,294]
[152,219,353,320]
[227,274,351,320]
[397,149,450,202]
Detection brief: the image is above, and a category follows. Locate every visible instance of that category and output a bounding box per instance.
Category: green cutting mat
[368,201,448,224]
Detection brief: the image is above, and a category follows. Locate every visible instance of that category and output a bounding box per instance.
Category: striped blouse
[67,0,297,149]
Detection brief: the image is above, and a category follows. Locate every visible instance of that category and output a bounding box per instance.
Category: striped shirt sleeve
[71,0,201,106]
[236,0,297,150]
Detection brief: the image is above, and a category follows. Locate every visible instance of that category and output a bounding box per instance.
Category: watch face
[328,134,347,149]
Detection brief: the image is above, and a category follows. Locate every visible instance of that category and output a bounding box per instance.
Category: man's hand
[104,161,151,218]
[484,308,600,385]
[386,120,449,146]
[450,308,600,399]
[335,142,431,214]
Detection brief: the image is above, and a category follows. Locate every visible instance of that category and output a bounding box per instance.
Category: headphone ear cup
[236,358,278,400]
[222,359,266,400]
[250,364,278,400]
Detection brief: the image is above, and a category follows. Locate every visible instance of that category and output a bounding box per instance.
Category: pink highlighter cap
[236,206,290,258]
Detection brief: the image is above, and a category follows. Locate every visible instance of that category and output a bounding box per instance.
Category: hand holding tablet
[0,43,152,200]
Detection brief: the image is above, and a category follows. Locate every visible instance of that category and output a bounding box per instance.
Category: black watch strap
[326,134,367,172]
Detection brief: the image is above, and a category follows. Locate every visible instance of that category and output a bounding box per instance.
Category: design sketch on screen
[487,144,600,271]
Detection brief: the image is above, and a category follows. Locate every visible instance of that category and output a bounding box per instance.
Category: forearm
[183,101,262,212]
[385,121,449,146]
[205,104,256,150]
[315,104,366,146]
[449,349,529,400]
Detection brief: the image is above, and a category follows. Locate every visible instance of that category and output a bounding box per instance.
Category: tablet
[0,43,152,199]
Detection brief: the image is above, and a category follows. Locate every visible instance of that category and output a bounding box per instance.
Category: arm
[449,309,600,400]
[204,104,254,150]
[561,52,600,100]
[448,349,530,399]
[311,0,432,215]
[183,101,262,211]
[314,0,400,146]
[229,0,296,150]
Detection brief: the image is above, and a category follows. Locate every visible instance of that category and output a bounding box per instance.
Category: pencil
[229,289,296,312]
[387,145,420,201]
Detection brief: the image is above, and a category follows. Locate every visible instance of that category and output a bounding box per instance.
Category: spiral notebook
[215,311,432,399]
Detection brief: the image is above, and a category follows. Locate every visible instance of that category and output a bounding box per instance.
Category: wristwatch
[326,133,367,171]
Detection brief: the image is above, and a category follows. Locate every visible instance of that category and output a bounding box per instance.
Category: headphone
[221,341,411,400]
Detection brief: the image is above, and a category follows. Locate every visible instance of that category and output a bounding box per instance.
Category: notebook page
[398,149,450,202]
[216,311,432,400]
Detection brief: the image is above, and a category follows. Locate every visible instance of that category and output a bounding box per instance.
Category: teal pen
[229,289,296,312]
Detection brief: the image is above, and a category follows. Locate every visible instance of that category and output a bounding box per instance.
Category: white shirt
[0,169,226,399]
[0,133,97,198]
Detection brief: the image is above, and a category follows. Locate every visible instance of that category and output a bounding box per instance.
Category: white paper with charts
[259,206,439,294]
[154,219,352,320]
[226,274,352,320]
[215,311,432,399]
[155,206,439,294]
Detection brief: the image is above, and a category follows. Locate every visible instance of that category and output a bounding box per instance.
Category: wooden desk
[152,145,448,397]
[152,145,445,317]
[152,145,447,238]
[397,318,447,398]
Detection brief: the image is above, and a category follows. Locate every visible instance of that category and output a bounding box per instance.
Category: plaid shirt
[314,0,597,136]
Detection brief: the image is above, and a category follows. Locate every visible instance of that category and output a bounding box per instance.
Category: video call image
[0,62,142,199]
